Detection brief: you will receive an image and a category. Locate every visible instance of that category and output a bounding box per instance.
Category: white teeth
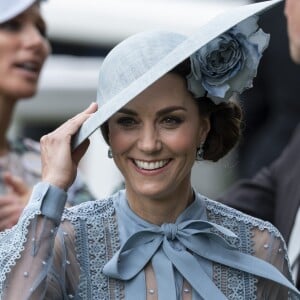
[134,159,169,170]
[19,62,38,71]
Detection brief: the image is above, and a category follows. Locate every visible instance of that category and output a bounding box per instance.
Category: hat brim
[0,0,37,23]
[72,0,282,150]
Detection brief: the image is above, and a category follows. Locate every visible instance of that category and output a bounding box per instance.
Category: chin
[12,86,38,100]
[291,48,300,64]
[290,40,300,64]
[134,184,173,200]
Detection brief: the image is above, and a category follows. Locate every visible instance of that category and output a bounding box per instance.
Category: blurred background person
[285,0,300,62]
[0,0,94,231]
[218,0,300,289]
[236,0,300,179]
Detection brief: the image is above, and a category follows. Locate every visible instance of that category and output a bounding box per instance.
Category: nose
[22,25,46,51]
[137,124,162,154]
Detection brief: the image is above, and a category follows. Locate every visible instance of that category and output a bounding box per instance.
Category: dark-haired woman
[0,1,299,298]
[0,0,94,231]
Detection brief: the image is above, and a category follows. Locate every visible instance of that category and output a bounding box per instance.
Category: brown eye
[117,117,138,127]
[162,116,183,125]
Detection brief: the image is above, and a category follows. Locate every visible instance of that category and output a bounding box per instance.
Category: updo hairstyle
[172,59,243,162]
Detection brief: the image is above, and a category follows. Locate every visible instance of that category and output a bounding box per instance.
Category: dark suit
[218,125,300,288]
[238,1,300,178]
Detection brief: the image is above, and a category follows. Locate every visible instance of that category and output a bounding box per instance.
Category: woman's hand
[0,173,32,230]
[40,102,98,191]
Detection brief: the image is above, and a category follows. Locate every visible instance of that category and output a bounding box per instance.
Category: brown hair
[192,96,242,161]
[172,59,243,162]
[101,59,243,162]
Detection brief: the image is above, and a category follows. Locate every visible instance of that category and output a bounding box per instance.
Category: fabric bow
[103,219,299,300]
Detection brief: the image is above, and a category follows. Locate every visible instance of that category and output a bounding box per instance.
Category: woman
[285,0,300,63]
[0,0,299,299]
[0,0,94,231]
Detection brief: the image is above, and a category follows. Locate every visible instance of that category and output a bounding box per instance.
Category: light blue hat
[0,0,38,24]
[72,0,283,150]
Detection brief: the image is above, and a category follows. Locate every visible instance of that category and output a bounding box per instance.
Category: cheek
[108,127,133,153]
[0,38,14,63]
[0,44,12,85]
[163,129,198,155]
[0,53,7,76]
[42,41,51,61]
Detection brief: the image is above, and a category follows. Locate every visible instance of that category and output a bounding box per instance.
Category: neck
[126,181,194,225]
[0,95,16,156]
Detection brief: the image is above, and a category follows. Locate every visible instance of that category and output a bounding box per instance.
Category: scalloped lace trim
[0,203,41,297]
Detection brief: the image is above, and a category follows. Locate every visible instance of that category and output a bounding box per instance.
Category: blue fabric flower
[187,16,270,104]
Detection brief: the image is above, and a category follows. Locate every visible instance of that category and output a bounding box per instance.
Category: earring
[108,148,113,158]
[196,142,205,161]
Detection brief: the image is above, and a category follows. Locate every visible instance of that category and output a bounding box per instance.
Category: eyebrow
[118,106,187,116]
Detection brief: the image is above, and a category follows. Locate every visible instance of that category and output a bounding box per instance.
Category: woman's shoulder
[62,190,124,222]
[201,195,290,274]
[201,194,284,239]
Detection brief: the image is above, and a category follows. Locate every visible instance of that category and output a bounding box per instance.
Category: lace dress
[0,183,299,299]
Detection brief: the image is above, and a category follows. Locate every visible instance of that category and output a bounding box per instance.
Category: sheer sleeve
[252,226,296,299]
[0,182,80,300]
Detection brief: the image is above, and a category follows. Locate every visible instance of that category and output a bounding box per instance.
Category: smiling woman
[0,0,94,232]
[106,73,211,220]
[0,1,49,99]
[0,0,299,299]
[0,0,51,228]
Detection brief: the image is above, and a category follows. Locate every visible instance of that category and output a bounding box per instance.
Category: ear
[197,116,211,145]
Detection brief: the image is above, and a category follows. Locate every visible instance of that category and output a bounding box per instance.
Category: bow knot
[103,219,300,299]
[161,223,178,240]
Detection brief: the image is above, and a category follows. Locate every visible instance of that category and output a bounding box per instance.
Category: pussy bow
[103,220,299,299]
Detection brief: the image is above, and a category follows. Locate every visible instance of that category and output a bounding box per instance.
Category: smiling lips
[14,61,41,77]
[134,159,170,170]
[17,61,38,71]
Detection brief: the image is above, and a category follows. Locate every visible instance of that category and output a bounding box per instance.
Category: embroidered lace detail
[203,196,256,299]
[63,196,124,299]
[0,203,41,297]
[205,196,292,266]
[1,191,295,299]
[203,195,295,299]
[205,197,278,233]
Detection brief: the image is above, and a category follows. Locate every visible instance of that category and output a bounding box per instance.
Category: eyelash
[116,117,137,127]
[116,116,183,128]
[162,116,183,125]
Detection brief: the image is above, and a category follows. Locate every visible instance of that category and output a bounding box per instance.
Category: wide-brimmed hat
[72,0,282,150]
[0,0,38,24]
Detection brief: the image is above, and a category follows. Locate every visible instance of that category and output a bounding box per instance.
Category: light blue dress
[0,182,299,299]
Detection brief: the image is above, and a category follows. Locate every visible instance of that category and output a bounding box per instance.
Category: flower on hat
[186,16,270,104]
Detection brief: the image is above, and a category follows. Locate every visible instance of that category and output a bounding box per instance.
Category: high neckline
[114,190,208,246]
[121,189,207,227]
